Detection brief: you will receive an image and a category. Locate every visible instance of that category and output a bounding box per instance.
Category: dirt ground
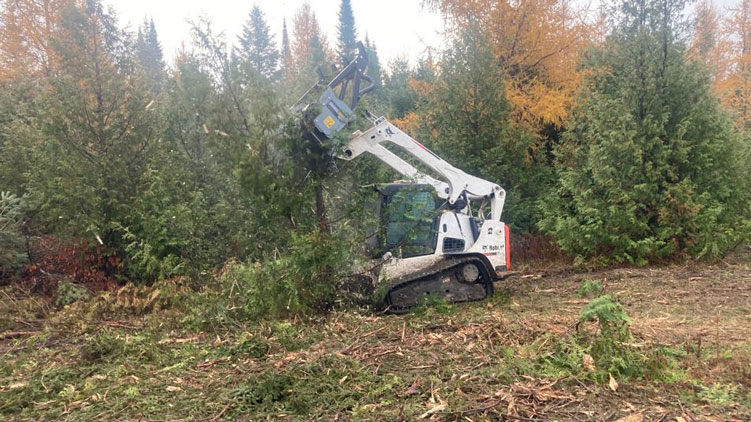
[492,252,751,421]
[1,248,750,421]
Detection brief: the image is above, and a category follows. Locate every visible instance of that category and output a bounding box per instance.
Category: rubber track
[384,256,493,313]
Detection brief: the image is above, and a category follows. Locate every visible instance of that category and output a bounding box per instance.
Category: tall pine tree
[237,5,279,79]
[336,0,357,64]
[540,0,751,265]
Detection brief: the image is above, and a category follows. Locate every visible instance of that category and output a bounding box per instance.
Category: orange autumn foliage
[392,76,435,132]
[712,0,751,133]
[0,0,80,82]
[688,1,728,71]
[290,1,331,74]
[426,0,595,131]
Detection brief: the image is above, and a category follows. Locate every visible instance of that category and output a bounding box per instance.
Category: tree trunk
[315,182,330,234]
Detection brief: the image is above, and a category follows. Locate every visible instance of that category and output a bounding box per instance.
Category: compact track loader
[294,43,511,312]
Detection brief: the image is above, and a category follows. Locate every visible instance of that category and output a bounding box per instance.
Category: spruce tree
[237,5,279,79]
[540,0,751,264]
[136,18,165,92]
[336,0,357,64]
[383,56,419,119]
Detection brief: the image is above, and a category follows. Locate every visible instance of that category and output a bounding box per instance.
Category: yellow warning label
[323,115,335,128]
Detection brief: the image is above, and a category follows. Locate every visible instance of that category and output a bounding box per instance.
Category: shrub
[0,192,26,275]
[192,228,353,326]
[577,294,649,379]
[579,294,631,342]
[576,279,604,298]
[54,281,91,308]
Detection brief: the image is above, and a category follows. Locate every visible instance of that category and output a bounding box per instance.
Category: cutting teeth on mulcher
[381,257,494,314]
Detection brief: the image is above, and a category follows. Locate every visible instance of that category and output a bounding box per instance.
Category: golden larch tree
[0,0,78,81]
[290,1,330,76]
[689,1,725,68]
[426,0,594,132]
[715,0,751,133]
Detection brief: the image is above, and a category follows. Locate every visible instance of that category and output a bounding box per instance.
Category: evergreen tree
[281,17,292,79]
[237,5,279,79]
[383,56,418,119]
[309,31,326,67]
[136,18,165,92]
[422,27,549,231]
[290,2,330,88]
[540,0,751,265]
[28,0,161,272]
[336,0,357,64]
[364,34,382,89]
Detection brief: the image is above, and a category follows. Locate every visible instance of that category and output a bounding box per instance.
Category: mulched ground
[1,247,750,421]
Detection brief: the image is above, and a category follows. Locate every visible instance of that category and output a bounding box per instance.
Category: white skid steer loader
[293,43,512,312]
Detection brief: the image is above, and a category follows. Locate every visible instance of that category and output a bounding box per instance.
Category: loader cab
[364,184,441,259]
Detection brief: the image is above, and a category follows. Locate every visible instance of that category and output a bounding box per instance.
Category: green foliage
[336,0,358,64]
[79,333,126,362]
[540,0,751,265]
[418,27,552,231]
[193,228,353,325]
[231,371,293,411]
[22,1,161,270]
[522,292,681,382]
[410,295,458,316]
[576,279,604,298]
[383,56,424,119]
[578,294,640,378]
[54,281,90,309]
[697,383,741,406]
[364,35,383,93]
[228,334,269,358]
[237,6,279,79]
[0,192,26,273]
[136,18,165,92]
[271,321,323,352]
[579,294,631,341]
[231,355,368,416]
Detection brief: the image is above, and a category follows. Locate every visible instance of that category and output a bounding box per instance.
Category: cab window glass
[384,188,438,257]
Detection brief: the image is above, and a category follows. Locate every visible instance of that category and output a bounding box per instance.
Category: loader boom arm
[339,117,506,221]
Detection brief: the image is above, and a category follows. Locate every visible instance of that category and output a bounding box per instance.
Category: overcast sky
[103,0,740,68]
[103,0,446,67]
